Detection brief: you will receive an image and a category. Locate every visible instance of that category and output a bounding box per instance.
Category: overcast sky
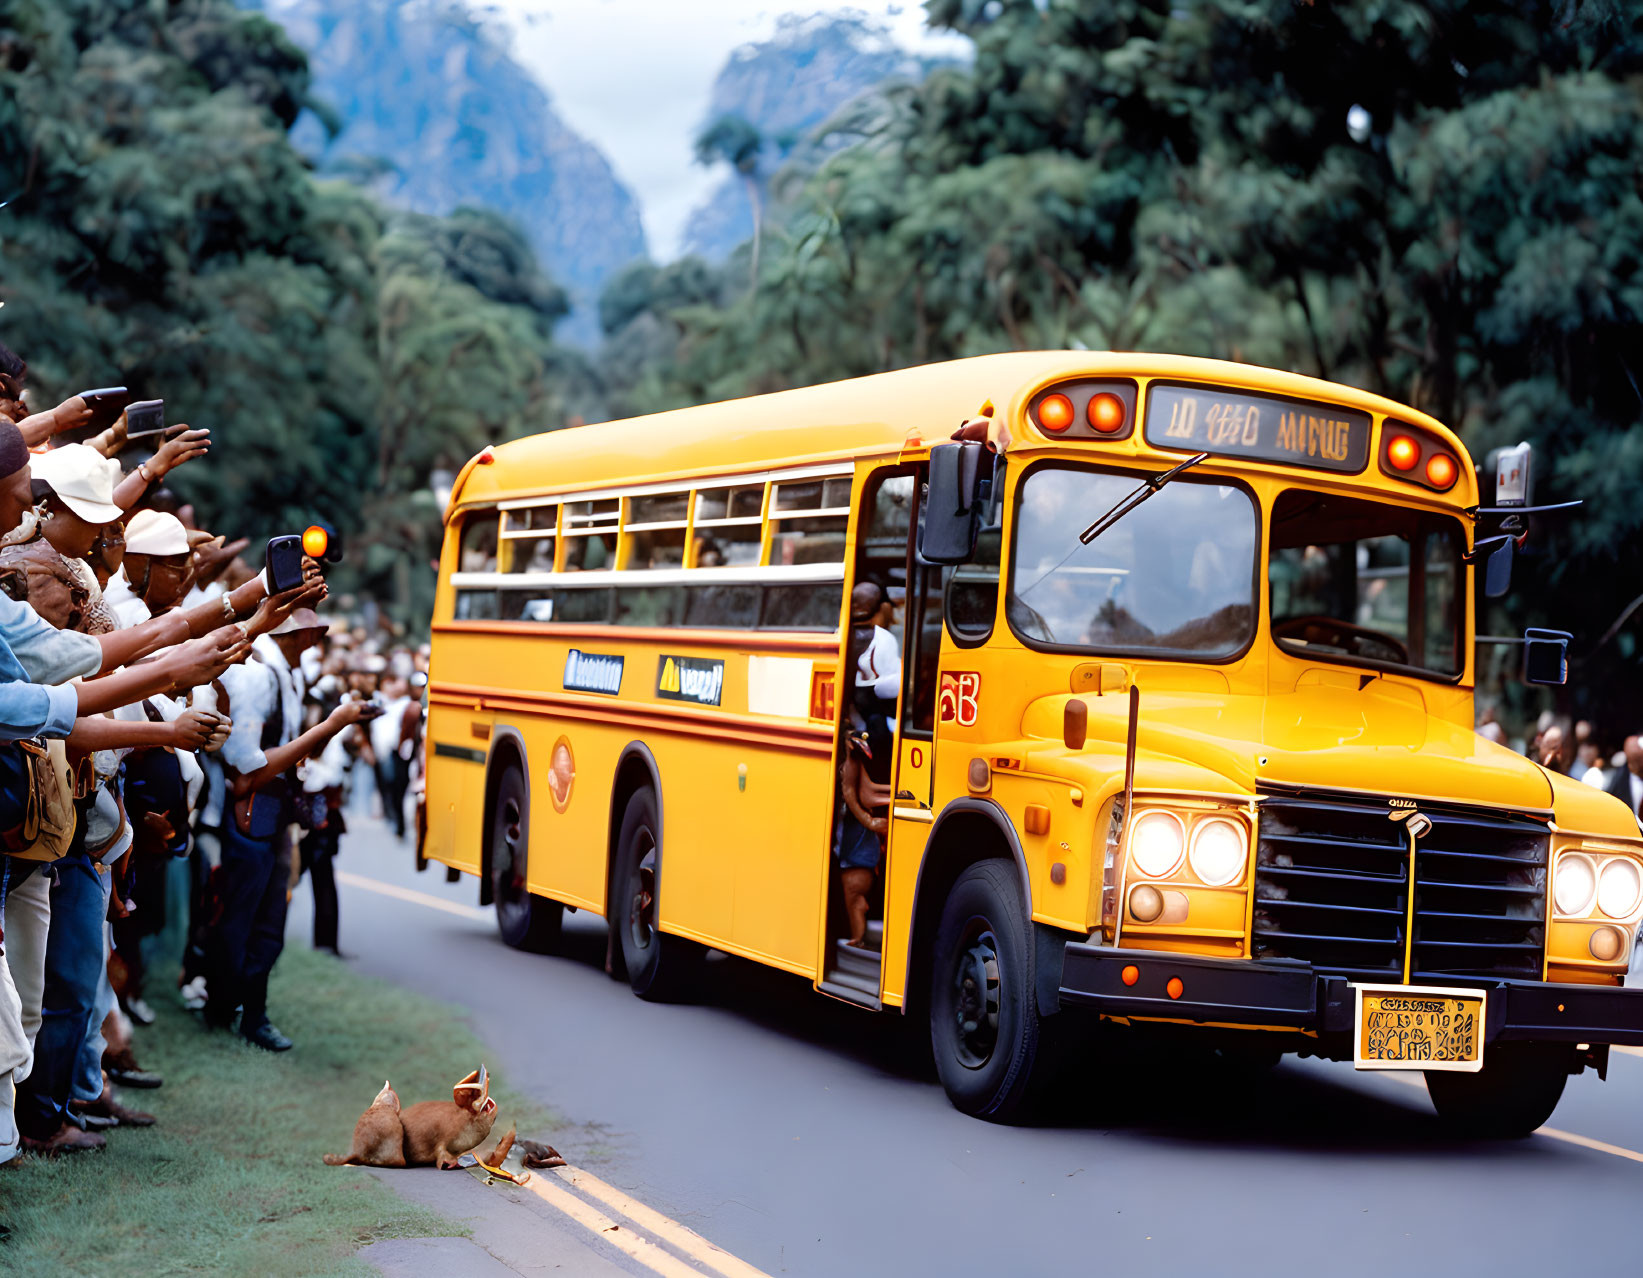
[485,2,968,258]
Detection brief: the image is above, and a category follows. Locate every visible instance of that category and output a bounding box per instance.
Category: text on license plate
[1352,984,1486,1073]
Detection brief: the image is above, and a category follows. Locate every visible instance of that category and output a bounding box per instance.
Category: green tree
[695,114,767,289]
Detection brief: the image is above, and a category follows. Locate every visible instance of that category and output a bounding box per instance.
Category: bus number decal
[658,655,725,707]
[939,672,980,727]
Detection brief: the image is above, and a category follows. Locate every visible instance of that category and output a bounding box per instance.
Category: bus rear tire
[1425,1044,1571,1139]
[929,860,1043,1122]
[614,788,700,1002]
[489,763,563,953]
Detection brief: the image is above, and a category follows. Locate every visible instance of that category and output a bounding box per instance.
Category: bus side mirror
[921,441,987,564]
[1483,537,1514,598]
[1523,628,1571,686]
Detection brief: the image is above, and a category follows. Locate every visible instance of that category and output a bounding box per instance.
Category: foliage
[603,0,1643,729]
[0,0,578,629]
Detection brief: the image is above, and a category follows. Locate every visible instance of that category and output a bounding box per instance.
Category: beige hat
[32,444,123,524]
[271,606,329,637]
[124,509,190,556]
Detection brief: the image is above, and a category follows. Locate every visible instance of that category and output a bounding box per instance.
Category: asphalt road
[291,819,1643,1277]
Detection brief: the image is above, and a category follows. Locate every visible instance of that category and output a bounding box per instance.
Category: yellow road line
[1377,1071,1643,1165]
[517,1172,722,1278]
[335,869,489,922]
[553,1166,770,1278]
[1536,1127,1643,1165]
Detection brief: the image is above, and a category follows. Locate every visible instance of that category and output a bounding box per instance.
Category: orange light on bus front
[1088,392,1126,434]
[1425,452,1458,489]
[1387,435,1420,471]
[1038,393,1075,433]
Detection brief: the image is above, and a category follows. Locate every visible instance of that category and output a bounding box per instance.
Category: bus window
[625,528,686,570]
[770,476,850,566]
[695,485,764,521]
[563,532,616,572]
[1007,465,1257,657]
[459,511,498,573]
[501,504,557,575]
[615,584,684,626]
[694,524,761,567]
[684,582,762,627]
[551,586,613,623]
[762,582,843,630]
[1269,489,1463,676]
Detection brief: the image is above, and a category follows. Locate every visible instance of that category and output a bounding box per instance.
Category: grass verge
[1,941,547,1276]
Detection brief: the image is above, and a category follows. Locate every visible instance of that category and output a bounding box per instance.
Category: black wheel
[929,860,1044,1121]
[1425,1044,1572,1139]
[613,788,700,1002]
[489,763,562,953]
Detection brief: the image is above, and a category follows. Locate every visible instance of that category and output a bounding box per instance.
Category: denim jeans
[205,818,290,1033]
[15,851,111,1140]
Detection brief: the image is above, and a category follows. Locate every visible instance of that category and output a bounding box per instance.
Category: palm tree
[694,114,765,293]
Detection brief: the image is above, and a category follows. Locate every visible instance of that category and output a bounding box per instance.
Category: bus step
[834,939,882,985]
[818,976,881,1010]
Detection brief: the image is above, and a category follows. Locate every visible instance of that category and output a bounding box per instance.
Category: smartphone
[77,387,132,430]
[124,398,166,439]
[265,534,305,594]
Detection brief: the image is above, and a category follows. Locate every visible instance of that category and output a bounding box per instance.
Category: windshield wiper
[1078,452,1209,545]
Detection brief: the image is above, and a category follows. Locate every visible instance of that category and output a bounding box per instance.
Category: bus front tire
[489,763,563,953]
[929,860,1043,1122]
[1424,1044,1571,1139]
[614,788,700,1002]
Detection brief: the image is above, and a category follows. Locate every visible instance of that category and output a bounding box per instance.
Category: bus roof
[455,351,1461,509]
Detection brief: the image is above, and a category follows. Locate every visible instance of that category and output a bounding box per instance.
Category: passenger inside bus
[838,721,893,947]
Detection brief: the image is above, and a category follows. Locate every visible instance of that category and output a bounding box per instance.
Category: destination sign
[1145,383,1371,473]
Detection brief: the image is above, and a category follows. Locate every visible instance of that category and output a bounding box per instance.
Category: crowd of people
[0,345,424,1164]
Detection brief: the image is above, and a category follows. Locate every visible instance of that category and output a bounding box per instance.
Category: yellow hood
[1033,679,1557,813]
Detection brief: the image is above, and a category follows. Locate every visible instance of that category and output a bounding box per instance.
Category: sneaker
[179,976,207,1011]
[243,1021,294,1052]
[125,997,157,1027]
[21,1123,105,1156]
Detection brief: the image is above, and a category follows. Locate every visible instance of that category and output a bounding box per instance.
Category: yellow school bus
[423,352,1643,1134]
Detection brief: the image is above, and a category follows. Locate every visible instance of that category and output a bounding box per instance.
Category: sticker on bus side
[939,671,980,726]
[658,655,724,706]
[563,649,624,696]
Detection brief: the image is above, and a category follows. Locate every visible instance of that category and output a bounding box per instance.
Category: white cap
[124,509,191,555]
[31,444,123,524]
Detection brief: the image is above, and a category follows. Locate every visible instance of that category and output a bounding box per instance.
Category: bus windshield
[1269,489,1464,678]
[1007,465,1258,656]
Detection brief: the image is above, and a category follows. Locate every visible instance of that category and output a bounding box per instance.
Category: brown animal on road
[400,1065,498,1169]
[322,1080,404,1167]
[323,1067,500,1170]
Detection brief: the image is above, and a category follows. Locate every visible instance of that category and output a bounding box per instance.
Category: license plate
[1352,984,1486,1073]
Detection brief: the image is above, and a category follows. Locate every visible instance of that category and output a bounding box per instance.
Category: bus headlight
[1130,811,1185,879]
[1553,852,1597,917]
[1188,818,1247,887]
[1598,858,1643,919]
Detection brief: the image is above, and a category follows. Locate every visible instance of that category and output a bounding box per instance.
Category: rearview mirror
[920,442,989,564]
[1522,628,1571,686]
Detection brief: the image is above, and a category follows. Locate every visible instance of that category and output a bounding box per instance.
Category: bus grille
[1252,796,1548,982]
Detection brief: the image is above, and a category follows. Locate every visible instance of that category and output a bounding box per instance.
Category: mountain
[252,0,647,346]
[682,14,954,262]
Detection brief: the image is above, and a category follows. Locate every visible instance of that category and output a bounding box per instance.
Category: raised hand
[150,426,211,478]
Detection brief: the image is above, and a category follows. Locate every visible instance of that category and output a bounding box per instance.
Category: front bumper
[1059,942,1643,1047]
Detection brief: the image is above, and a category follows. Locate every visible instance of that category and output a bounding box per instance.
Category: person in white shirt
[370,675,413,840]
[201,610,377,1051]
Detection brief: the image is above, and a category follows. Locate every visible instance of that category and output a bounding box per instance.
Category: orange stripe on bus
[428,682,835,756]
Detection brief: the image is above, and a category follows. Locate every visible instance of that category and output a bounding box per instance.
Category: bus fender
[478,724,530,906]
[905,797,1061,1018]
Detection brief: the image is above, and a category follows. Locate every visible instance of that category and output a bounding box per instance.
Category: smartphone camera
[265,534,306,594]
